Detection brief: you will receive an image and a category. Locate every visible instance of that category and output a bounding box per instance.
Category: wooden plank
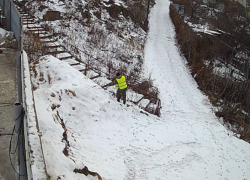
[46,51,66,55]
[59,56,73,60]
[26,26,43,29]
[20,13,28,16]
[79,68,89,76]
[29,31,47,35]
[27,29,46,32]
[155,99,161,116]
[134,96,145,105]
[69,63,81,66]
[23,22,36,25]
[22,17,31,20]
[90,74,101,80]
[39,35,53,39]
[34,32,48,35]
[22,19,34,22]
[27,28,44,31]
[144,100,152,110]
[40,39,57,43]
[79,69,89,72]
[42,45,62,49]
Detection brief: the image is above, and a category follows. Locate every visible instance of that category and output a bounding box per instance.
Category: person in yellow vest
[103,72,128,104]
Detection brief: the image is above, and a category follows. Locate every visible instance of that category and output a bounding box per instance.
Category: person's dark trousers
[116,88,127,104]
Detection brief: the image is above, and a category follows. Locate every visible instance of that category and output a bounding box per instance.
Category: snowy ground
[23,0,250,179]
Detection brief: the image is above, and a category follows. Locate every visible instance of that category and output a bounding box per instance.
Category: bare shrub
[129,76,159,101]
[29,64,38,78]
[170,2,250,142]
[104,0,154,30]
[23,32,42,62]
[106,4,121,19]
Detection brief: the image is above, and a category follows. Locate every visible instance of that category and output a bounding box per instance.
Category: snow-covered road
[144,0,211,116]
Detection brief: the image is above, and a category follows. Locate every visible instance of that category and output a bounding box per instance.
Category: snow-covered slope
[26,0,250,179]
[29,54,250,180]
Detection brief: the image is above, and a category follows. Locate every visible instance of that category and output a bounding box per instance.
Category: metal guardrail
[1,0,22,100]
[0,0,40,179]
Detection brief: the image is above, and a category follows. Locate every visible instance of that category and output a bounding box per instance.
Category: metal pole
[14,102,27,180]
[14,102,23,132]
[3,0,5,14]
[9,1,12,31]
[16,50,22,102]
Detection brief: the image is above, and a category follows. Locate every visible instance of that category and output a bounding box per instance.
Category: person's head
[116,72,121,77]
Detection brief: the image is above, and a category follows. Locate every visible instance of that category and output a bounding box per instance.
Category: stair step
[22,22,36,25]
[70,62,81,66]
[27,26,43,29]
[42,45,62,49]
[90,74,101,80]
[59,56,73,60]
[39,35,53,39]
[46,51,66,55]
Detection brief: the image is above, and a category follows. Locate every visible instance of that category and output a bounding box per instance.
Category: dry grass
[38,72,44,81]
[29,64,38,78]
[51,104,56,111]
[48,74,51,84]
[23,32,42,62]
[65,89,76,96]
[170,3,250,142]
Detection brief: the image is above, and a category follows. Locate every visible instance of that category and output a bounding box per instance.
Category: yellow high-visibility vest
[115,76,127,90]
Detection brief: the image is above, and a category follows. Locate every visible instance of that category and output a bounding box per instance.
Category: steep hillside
[22,0,153,79]
[170,0,250,142]
[17,0,162,115]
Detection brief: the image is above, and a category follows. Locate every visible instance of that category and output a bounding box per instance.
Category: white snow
[22,51,48,180]
[11,0,250,179]
[0,27,6,44]
[187,22,221,36]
